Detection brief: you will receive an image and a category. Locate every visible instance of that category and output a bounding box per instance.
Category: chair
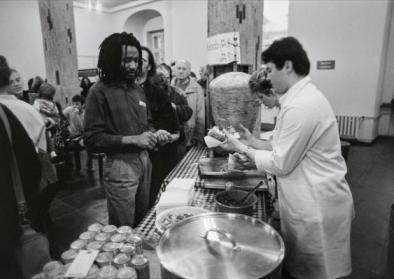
[89,152,105,180]
[65,137,84,172]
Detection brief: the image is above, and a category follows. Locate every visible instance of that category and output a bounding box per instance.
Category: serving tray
[198,157,263,178]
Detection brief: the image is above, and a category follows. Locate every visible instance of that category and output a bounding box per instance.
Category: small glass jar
[126,234,142,247]
[85,264,100,279]
[111,233,126,243]
[43,261,64,278]
[70,239,87,251]
[117,266,137,279]
[117,226,132,235]
[95,232,111,243]
[102,242,120,254]
[98,265,118,279]
[113,253,130,268]
[96,252,114,267]
[79,231,96,242]
[88,223,103,233]
[102,225,117,235]
[119,243,135,256]
[87,240,104,251]
[61,249,78,264]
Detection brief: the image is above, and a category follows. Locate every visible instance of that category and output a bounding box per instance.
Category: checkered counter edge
[135,146,270,238]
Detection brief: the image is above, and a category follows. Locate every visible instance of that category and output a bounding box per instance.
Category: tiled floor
[46,137,394,279]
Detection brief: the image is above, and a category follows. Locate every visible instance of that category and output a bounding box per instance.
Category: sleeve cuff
[254,149,273,172]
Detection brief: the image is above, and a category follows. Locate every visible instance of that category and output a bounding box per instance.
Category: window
[148,30,164,63]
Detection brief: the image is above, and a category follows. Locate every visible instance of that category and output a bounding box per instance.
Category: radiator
[336,115,361,139]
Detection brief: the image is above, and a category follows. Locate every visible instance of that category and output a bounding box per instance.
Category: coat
[172,77,205,146]
[254,77,354,279]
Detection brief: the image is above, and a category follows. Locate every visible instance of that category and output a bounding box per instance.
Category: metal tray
[198,157,263,178]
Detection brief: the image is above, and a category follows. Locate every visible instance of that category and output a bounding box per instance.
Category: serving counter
[135,146,273,239]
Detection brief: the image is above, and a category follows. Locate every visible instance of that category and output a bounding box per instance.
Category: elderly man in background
[172,60,205,156]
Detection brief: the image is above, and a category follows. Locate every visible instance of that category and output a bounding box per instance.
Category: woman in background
[80,76,93,99]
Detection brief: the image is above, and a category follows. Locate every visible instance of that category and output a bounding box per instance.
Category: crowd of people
[0,33,353,279]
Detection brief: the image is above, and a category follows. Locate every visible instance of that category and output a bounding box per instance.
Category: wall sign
[317,60,335,70]
[78,68,98,77]
[207,32,241,65]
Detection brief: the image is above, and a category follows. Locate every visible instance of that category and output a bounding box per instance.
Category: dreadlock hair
[97,32,142,84]
[159,63,172,80]
[141,46,157,78]
[0,55,11,88]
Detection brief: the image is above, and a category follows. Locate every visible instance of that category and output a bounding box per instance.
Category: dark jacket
[143,81,180,134]
[84,81,150,154]
[0,104,41,275]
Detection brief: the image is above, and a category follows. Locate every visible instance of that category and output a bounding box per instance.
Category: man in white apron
[223,37,354,279]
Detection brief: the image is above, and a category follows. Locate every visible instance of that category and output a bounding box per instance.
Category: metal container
[157,213,284,279]
[215,190,258,216]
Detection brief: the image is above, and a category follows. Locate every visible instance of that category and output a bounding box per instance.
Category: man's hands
[219,129,246,154]
[238,124,255,146]
[154,130,173,145]
[122,131,157,150]
[122,129,176,150]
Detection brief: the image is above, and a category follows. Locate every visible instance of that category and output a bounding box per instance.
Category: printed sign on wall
[207,32,241,65]
[317,60,335,70]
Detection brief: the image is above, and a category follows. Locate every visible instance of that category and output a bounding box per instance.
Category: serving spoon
[237,181,263,204]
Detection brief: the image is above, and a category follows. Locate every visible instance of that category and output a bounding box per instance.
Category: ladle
[237,181,263,204]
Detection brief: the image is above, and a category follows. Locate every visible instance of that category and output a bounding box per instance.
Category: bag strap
[0,105,28,223]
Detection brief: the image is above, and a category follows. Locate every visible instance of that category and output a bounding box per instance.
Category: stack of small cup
[32,223,142,279]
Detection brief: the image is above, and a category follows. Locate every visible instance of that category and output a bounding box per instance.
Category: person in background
[80,76,93,99]
[63,94,84,139]
[172,60,205,156]
[33,83,61,160]
[84,32,157,227]
[249,68,280,109]
[189,71,197,80]
[139,46,180,207]
[0,56,43,278]
[7,69,30,103]
[63,94,93,172]
[221,37,354,279]
[28,76,44,104]
[156,63,192,162]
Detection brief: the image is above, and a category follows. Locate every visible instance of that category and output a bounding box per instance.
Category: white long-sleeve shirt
[254,76,354,279]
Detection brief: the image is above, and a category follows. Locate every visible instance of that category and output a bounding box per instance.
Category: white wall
[381,2,394,104]
[143,16,164,45]
[0,0,46,87]
[168,0,207,74]
[288,0,392,142]
[111,0,207,74]
[74,7,113,69]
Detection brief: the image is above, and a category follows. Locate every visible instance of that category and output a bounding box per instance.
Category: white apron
[255,77,354,279]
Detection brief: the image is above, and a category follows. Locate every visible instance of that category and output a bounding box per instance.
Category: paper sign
[207,32,241,64]
[64,250,98,278]
[317,60,335,70]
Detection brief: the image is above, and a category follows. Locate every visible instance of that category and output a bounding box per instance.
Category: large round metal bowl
[157,212,285,279]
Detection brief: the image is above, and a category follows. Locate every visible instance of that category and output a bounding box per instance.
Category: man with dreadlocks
[84,32,157,227]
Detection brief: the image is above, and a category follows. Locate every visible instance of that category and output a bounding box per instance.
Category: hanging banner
[207,32,241,64]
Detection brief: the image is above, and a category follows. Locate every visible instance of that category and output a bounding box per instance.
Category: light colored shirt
[0,94,46,152]
[63,106,84,137]
[254,76,354,279]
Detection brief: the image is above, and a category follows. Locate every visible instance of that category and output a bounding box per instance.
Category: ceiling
[74,0,138,10]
